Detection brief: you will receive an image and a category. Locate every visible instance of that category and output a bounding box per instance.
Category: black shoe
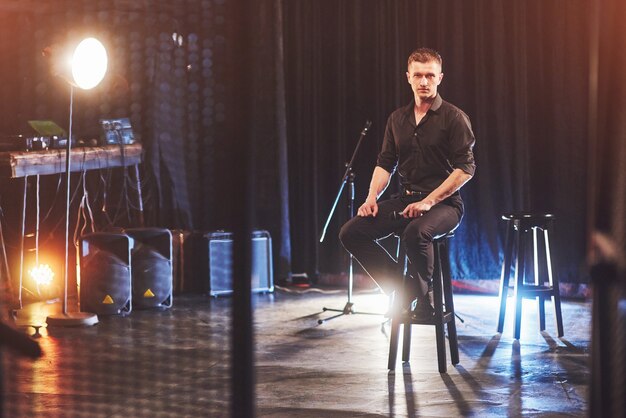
[410,301,435,321]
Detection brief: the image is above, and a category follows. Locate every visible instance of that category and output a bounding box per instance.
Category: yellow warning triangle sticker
[102,295,114,304]
[143,289,156,298]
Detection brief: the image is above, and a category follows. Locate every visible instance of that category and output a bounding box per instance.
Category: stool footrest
[517,285,557,295]
[395,311,454,326]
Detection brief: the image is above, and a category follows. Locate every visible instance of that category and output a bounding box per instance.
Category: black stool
[496,213,564,339]
[388,233,459,373]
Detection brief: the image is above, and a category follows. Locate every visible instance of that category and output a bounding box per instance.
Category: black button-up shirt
[377,94,476,193]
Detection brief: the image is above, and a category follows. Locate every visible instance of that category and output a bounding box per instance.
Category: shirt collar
[405,94,443,116]
[430,94,443,112]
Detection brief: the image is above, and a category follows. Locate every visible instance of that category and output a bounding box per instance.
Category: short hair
[407,48,443,70]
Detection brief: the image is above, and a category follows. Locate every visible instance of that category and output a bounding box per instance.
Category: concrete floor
[2,288,590,417]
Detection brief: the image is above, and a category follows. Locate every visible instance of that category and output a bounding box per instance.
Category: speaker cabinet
[170,229,188,294]
[170,230,208,294]
[205,230,274,297]
[125,228,173,309]
[79,232,132,316]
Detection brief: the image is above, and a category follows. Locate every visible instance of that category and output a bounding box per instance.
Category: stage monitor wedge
[125,228,173,310]
[79,232,132,316]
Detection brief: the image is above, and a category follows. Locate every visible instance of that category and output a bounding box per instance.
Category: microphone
[361,120,372,135]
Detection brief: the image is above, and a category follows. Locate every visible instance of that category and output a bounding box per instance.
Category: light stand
[318,120,382,324]
[46,37,108,327]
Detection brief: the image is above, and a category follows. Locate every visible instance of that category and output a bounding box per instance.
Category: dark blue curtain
[0,1,596,289]
[283,1,591,286]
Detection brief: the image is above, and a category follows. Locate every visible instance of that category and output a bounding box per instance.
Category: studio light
[29,264,54,287]
[71,38,108,90]
[27,261,58,302]
[46,36,108,327]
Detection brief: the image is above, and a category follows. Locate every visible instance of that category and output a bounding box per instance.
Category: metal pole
[61,85,74,314]
[18,176,27,309]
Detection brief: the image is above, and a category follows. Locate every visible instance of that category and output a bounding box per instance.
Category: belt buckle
[405,189,426,198]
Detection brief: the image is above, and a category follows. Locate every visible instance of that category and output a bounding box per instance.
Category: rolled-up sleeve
[376,115,398,175]
[449,112,476,177]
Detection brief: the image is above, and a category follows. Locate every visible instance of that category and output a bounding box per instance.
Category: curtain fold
[243,0,292,280]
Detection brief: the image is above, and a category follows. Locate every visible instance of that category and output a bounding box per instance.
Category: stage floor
[3,288,590,417]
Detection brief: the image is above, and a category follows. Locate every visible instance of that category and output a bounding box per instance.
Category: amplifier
[205,230,274,297]
[48,136,76,149]
[100,118,135,145]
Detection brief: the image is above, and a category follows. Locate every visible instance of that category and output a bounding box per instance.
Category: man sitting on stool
[339,47,476,319]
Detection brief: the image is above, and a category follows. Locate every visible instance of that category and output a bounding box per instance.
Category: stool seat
[501,213,555,231]
[388,234,458,373]
[501,213,555,219]
[434,231,455,240]
[497,212,564,339]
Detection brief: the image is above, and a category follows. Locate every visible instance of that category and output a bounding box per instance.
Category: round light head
[71,38,107,90]
[30,263,55,286]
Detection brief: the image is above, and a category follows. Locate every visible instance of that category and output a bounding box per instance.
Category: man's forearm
[423,168,472,206]
[367,166,392,201]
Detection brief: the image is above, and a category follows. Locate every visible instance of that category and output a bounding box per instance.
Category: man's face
[406,60,443,100]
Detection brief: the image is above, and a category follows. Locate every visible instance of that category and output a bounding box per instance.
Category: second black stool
[496,213,564,339]
[388,233,459,373]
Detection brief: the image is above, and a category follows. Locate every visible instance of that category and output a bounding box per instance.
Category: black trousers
[339,194,463,302]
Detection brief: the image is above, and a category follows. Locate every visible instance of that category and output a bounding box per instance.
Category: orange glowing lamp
[29,264,55,287]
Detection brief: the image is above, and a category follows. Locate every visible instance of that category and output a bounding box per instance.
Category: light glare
[71,38,108,90]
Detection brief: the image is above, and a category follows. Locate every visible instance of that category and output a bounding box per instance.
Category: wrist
[422,196,437,206]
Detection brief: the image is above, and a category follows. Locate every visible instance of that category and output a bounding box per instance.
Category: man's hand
[401,201,433,218]
[357,198,378,217]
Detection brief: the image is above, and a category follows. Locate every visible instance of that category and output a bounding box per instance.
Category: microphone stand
[318,120,381,324]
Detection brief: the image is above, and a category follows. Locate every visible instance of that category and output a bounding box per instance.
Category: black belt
[403,188,430,197]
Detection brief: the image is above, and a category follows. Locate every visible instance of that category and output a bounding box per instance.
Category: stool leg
[497,222,514,333]
[388,318,401,370]
[533,227,546,331]
[538,296,546,331]
[402,320,412,362]
[441,241,459,365]
[544,229,564,337]
[513,228,525,340]
[433,242,447,373]
[436,322,447,373]
[397,240,412,362]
